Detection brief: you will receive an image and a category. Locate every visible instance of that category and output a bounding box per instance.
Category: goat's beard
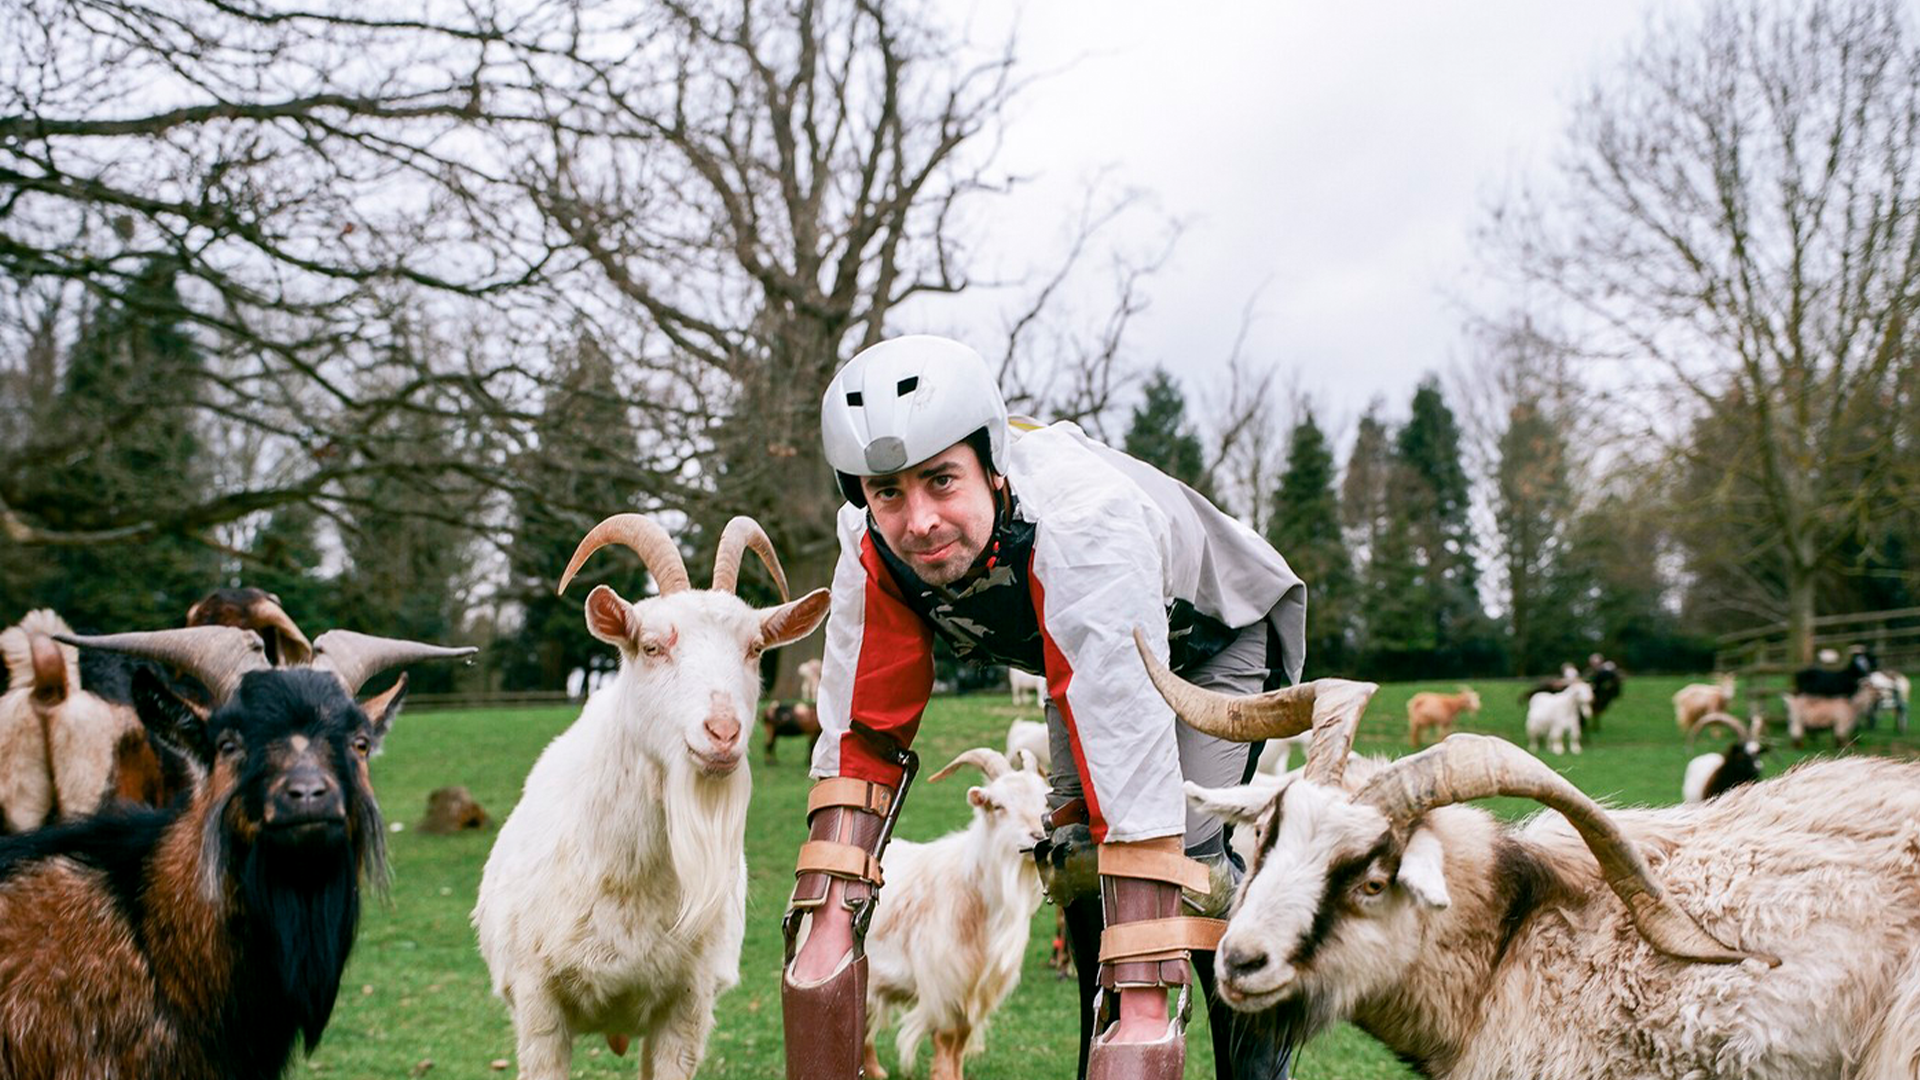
[239,836,362,1053]
[1215,996,1307,1079]
[662,761,749,933]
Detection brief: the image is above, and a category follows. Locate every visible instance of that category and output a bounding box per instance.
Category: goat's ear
[357,672,407,753]
[759,588,831,649]
[1396,825,1451,910]
[1011,747,1046,778]
[966,786,999,812]
[28,635,68,709]
[131,666,211,766]
[1184,778,1279,828]
[585,585,637,649]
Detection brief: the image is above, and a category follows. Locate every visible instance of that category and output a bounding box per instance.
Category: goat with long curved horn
[243,594,313,666]
[1687,712,1753,751]
[53,626,270,705]
[710,516,791,599]
[1131,627,1376,784]
[929,747,1012,783]
[310,630,478,697]
[558,513,692,596]
[1354,733,1774,966]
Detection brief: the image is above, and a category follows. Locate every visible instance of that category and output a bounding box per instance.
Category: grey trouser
[1044,618,1270,857]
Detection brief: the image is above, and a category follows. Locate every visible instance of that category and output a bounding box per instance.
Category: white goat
[473,516,829,1080]
[1007,667,1047,706]
[862,747,1049,1080]
[1864,669,1910,729]
[1672,673,1736,732]
[1003,718,1049,774]
[1128,648,1920,1080]
[1254,731,1315,776]
[798,657,824,702]
[0,609,142,831]
[1782,688,1874,747]
[1525,678,1592,755]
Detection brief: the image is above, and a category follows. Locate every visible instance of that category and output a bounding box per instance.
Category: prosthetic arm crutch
[780,750,917,1080]
[1085,837,1228,1080]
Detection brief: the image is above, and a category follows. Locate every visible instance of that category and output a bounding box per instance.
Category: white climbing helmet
[820,335,1009,506]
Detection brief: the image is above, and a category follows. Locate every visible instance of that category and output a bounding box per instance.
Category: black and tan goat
[0,625,471,1078]
[1,590,314,831]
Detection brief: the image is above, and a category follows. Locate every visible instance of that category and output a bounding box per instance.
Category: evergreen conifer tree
[1123,368,1213,500]
[500,334,646,690]
[33,257,221,630]
[1268,409,1354,672]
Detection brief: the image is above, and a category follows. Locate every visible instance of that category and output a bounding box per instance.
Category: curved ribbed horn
[310,630,478,697]
[1132,627,1377,785]
[557,513,691,597]
[54,627,269,705]
[1356,733,1775,967]
[930,747,1012,783]
[246,594,313,666]
[710,517,790,600]
[1687,712,1750,751]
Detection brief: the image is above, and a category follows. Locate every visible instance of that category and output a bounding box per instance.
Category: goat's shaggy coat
[1406,689,1478,748]
[1672,675,1735,732]
[1196,755,1920,1079]
[0,667,397,1079]
[472,515,829,1080]
[862,752,1049,1080]
[0,610,147,831]
[1524,681,1590,755]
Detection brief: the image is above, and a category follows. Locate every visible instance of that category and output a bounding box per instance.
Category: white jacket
[812,421,1305,842]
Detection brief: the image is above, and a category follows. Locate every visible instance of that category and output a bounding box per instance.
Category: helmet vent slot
[846,391,864,406]
[895,376,919,396]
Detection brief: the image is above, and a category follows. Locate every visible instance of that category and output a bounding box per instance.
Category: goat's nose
[286,777,331,806]
[1221,944,1270,981]
[705,691,741,745]
[274,765,341,820]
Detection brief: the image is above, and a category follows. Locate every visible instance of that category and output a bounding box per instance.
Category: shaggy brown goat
[0,626,470,1078]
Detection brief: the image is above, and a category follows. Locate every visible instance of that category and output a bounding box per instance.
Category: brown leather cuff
[789,792,889,910]
[1100,874,1187,989]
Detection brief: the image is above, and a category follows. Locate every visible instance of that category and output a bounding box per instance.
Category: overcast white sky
[918,1,1708,438]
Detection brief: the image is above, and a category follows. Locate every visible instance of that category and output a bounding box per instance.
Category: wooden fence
[401,690,576,713]
[1714,606,1920,716]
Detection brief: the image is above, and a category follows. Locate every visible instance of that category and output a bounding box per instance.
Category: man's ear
[760,588,831,649]
[585,585,637,649]
[1184,777,1281,828]
[1396,825,1452,910]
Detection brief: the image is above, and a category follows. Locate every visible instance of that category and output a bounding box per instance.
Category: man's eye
[930,474,954,489]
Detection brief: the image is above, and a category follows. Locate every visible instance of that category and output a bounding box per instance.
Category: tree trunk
[1786,564,1817,666]
[768,537,839,699]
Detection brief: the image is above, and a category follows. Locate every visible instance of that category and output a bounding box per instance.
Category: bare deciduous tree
[1486,0,1920,661]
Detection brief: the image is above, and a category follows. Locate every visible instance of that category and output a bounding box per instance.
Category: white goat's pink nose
[705,691,741,745]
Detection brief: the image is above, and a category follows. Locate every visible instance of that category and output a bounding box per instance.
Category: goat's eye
[351,735,372,757]
[1359,877,1388,898]
[216,733,242,757]
[639,641,664,657]
[745,642,765,661]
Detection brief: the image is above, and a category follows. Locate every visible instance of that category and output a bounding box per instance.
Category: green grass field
[301,675,1916,1078]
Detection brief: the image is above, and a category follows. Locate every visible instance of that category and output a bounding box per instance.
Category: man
[781,335,1306,1080]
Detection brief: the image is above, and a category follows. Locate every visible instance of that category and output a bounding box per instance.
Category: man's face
[861,442,1002,587]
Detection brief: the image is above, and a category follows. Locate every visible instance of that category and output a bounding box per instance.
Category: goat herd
[3,515,1920,1080]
